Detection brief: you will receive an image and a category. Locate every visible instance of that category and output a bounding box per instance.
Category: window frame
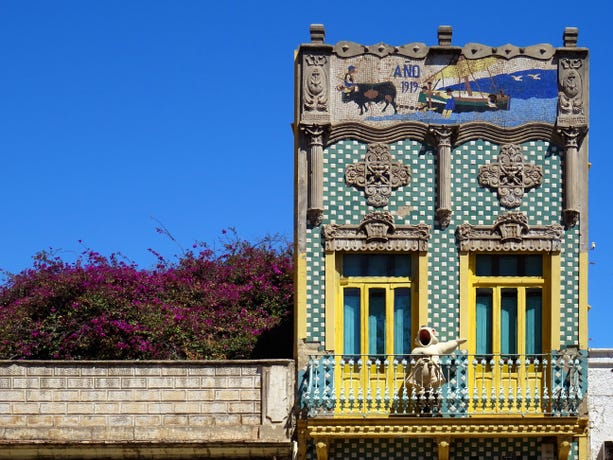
[467,252,553,358]
[325,251,426,357]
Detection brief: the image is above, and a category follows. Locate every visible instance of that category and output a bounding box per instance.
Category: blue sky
[0,1,610,347]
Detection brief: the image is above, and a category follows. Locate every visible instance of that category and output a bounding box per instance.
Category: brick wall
[0,360,294,458]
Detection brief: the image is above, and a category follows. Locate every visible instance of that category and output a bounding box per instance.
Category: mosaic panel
[329,54,558,126]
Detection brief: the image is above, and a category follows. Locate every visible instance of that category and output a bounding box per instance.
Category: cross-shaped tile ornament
[345,143,411,207]
[478,144,542,208]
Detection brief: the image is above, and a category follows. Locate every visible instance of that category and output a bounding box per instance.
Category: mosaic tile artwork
[329,55,557,126]
[305,139,436,343]
[305,138,579,347]
[560,224,580,347]
[304,437,578,460]
[305,437,436,460]
[452,437,578,460]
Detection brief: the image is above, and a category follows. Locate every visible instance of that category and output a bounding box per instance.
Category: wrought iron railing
[299,350,587,417]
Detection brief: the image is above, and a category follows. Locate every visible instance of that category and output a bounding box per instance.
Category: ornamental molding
[329,41,555,60]
[333,41,428,59]
[456,212,564,252]
[326,122,561,147]
[322,212,430,252]
[478,144,543,208]
[345,143,411,207]
[300,417,588,440]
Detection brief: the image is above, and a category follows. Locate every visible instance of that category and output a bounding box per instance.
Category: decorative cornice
[454,122,562,146]
[328,122,430,145]
[456,212,564,252]
[462,42,555,60]
[333,41,429,58]
[327,122,562,148]
[301,417,588,439]
[329,42,556,60]
[322,212,430,252]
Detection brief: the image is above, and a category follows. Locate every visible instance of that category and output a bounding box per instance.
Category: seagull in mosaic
[511,74,523,81]
[527,73,541,80]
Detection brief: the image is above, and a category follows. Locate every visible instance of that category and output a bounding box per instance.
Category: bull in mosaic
[340,81,398,115]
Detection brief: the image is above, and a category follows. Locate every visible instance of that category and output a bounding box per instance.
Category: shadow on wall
[252,313,294,359]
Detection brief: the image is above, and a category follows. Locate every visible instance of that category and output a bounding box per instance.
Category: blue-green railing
[299,350,586,417]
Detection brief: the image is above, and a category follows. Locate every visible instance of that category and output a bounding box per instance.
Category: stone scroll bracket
[478,144,543,209]
[455,212,564,253]
[301,123,330,228]
[344,143,411,208]
[428,125,458,229]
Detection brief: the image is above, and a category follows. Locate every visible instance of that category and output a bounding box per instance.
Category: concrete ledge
[0,360,295,452]
[0,442,294,459]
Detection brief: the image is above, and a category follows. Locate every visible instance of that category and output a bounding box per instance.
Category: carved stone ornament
[558,58,586,126]
[345,143,410,207]
[478,144,542,208]
[303,55,328,113]
[322,211,430,252]
[456,212,564,252]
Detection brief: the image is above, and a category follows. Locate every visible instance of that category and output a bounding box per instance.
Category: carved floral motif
[558,59,584,116]
[456,212,564,252]
[478,144,542,208]
[345,143,410,207]
[303,55,328,112]
[322,212,430,252]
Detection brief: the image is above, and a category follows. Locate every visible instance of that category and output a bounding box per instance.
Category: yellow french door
[334,253,415,415]
[468,254,549,414]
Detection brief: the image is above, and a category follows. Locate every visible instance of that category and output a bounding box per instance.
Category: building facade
[294,25,589,460]
[588,349,613,460]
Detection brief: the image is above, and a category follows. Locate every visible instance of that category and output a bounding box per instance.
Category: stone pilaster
[430,125,456,228]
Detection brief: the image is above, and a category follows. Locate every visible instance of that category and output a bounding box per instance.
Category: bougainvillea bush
[0,234,293,360]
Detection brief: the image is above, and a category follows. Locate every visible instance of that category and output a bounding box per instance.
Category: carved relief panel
[478,144,542,208]
[345,143,410,207]
[557,57,587,127]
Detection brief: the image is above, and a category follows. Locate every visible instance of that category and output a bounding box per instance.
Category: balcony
[299,350,587,418]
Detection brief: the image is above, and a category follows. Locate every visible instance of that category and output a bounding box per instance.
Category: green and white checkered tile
[306,139,437,342]
[452,437,577,460]
[560,224,580,347]
[306,437,436,460]
[305,138,579,345]
[305,227,325,342]
[305,437,577,459]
